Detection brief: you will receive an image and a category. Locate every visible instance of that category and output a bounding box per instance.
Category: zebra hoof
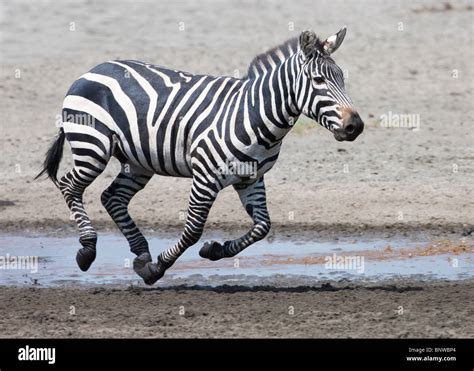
[133,253,153,275]
[199,241,223,261]
[135,262,165,285]
[76,247,96,272]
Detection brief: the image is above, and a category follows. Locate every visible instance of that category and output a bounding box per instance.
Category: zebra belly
[98,116,193,178]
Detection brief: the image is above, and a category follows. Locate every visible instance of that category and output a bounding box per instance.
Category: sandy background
[0,0,472,238]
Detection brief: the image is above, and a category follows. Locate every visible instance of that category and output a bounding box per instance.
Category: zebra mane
[246,38,298,78]
[245,35,324,79]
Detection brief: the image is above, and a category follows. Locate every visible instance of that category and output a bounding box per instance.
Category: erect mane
[246,38,298,78]
[245,35,324,79]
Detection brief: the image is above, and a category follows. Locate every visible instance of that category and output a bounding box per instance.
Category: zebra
[36,27,364,285]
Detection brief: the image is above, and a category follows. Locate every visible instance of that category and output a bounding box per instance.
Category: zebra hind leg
[59,166,105,271]
[58,126,112,271]
[100,164,154,278]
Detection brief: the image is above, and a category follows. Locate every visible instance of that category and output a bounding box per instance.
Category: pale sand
[0,0,473,238]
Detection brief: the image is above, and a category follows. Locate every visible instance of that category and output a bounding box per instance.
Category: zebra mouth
[333,129,344,142]
[330,124,343,141]
[334,130,360,142]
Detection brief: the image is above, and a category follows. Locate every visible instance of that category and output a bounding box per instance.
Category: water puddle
[0,234,472,287]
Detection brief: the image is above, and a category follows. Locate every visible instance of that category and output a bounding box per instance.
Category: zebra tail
[34,128,65,186]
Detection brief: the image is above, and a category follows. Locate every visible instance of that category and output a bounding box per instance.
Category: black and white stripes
[36,27,364,284]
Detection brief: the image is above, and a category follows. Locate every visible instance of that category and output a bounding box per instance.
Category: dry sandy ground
[0,0,473,238]
[0,280,473,338]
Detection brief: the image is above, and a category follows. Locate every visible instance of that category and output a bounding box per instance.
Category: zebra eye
[314,77,325,85]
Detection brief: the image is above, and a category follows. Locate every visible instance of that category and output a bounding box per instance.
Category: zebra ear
[299,30,318,59]
[323,26,347,55]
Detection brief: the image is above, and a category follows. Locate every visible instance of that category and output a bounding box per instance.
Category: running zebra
[36,28,364,284]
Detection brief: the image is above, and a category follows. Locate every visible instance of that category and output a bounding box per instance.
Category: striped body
[63,58,298,187]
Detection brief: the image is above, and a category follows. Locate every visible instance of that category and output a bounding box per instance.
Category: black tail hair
[34,128,65,186]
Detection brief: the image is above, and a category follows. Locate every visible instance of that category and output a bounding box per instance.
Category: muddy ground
[0,0,473,338]
[0,280,473,338]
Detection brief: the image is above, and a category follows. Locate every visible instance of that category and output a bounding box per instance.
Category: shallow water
[0,234,472,287]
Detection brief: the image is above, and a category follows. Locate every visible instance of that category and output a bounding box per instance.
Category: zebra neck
[245,54,301,143]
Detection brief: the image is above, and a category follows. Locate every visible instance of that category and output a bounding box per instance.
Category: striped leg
[59,166,106,271]
[58,123,112,271]
[199,177,271,260]
[135,177,218,285]
[101,164,154,275]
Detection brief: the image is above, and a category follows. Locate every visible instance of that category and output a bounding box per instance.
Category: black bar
[0,339,472,370]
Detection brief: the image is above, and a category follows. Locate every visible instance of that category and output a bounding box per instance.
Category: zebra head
[296,27,364,142]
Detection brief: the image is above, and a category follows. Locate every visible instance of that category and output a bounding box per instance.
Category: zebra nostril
[345,123,355,134]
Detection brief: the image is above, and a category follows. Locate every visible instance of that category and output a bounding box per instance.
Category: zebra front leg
[199,176,270,261]
[136,177,218,285]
